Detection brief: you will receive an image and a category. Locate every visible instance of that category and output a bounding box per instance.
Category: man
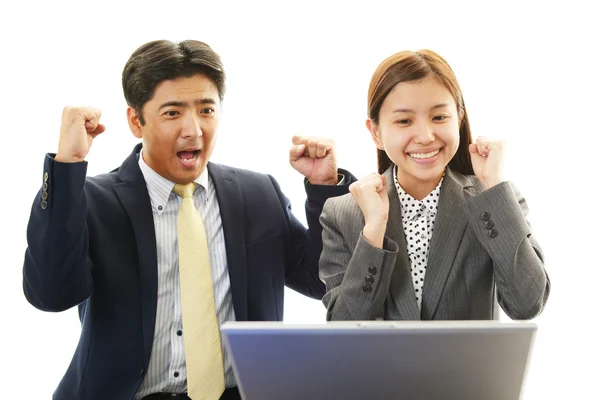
[23,40,354,400]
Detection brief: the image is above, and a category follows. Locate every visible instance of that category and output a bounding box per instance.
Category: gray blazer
[319,166,550,321]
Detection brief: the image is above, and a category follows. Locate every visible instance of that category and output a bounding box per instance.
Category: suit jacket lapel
[420,169,472,320]
[207,163,248,321]
[113,143,158,363]
[385,167,421,320]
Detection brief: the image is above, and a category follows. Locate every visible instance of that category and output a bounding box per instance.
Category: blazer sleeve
[22,154,93,312]
[319,197,399,320]
[463,181,550,319]
[271,168,357,300]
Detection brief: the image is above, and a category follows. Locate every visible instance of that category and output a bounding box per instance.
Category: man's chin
[172,167,205,184]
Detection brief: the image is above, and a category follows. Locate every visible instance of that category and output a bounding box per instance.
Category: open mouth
[177,149,200,164]
[409,149,440,159]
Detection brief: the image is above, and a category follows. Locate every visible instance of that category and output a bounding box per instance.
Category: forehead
[383,76,455,109]
[150,74,219,103]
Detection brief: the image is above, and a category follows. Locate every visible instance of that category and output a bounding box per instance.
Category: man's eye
[164,110,179,117]
[201,108,215,115]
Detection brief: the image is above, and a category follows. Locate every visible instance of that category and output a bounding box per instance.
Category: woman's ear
[366,119,384,150]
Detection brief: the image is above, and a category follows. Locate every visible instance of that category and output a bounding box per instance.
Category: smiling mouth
[409,149,440,159]
[177,149,200,163]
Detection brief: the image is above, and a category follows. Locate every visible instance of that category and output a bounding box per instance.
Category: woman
[320,50,550,321]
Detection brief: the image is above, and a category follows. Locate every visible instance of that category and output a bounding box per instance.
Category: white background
[0,0,598,398]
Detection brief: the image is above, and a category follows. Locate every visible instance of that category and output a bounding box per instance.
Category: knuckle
[62,106,76,117]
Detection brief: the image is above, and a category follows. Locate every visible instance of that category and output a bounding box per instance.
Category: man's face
[129,74,220,184]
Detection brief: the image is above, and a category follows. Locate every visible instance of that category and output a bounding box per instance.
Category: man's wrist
[307,172,343,186]
[55,152,85,163]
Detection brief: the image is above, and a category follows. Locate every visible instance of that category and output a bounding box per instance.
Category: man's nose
[181,114,202,138]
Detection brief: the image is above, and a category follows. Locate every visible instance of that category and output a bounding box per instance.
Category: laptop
[221,320,536,400]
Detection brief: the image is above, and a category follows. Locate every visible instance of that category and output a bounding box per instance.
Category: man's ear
[366,119,384,150]
[127,106,143,139]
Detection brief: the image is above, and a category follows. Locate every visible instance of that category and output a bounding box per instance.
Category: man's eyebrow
[194,98,217,105]
[158,98,217,110]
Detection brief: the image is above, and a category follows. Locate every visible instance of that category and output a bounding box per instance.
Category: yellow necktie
[173,183,225,400]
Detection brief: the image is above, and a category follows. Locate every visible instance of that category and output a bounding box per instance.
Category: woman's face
[368,75,462,198]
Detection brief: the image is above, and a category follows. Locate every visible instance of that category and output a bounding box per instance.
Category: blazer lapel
[385,167,421,320]
[207,163,248,321]
[113,144,158,363]
[420,169,472,320]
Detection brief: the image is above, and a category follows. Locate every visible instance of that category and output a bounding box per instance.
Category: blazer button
[44,172,49,182]
[363,284,372,293]
[41,191,48,200]
[43,183,48,191]
[365,275,374,284]
[480,212,491,220]
[139,368,145,377]
[41,200,48,210]
[484,220,494,229]
[368,266,377,275]
[488,229,498,238]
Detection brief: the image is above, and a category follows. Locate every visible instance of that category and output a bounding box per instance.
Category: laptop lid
[221,320,536,400]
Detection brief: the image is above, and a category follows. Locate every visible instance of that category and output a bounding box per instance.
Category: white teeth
[410,150,439,159]
[180,156,196,163]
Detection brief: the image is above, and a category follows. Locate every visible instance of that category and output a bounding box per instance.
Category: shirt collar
[393,165,443,222]
[138,150,208,214]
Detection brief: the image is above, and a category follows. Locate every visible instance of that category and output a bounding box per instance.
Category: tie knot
[173,183,196,199]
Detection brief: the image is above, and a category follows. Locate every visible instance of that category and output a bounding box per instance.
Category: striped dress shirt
[135,154,236,399]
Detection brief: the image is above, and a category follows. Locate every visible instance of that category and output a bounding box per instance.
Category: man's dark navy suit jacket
[23,143,354,400]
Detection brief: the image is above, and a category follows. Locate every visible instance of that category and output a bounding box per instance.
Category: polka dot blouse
[393,166,444,312]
